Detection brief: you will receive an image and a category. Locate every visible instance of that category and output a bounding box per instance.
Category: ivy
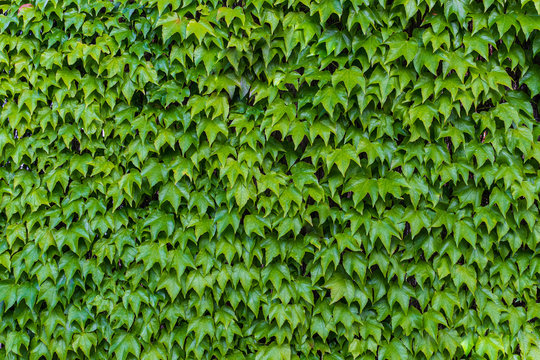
[0,0,540,359]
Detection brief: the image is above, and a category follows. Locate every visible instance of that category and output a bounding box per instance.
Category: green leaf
[313,85,348,117]
[521,65,540,96]
[452,264,477,292]
[186,19,215,42]
[255,344,291,360]
[324,273,357,304]
[109,332,141,360]
[331,66,366,94]
[157,12,186,42]
[386,39,419,65]
[444,0,470,23]
[475,334,505,360]
[72,332,97,358]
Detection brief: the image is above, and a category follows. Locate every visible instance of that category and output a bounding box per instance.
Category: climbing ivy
[1,0,540,359]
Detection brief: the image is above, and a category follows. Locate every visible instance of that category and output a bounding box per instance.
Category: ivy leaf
[386,39,419,65]
[6,331,30,356]
[72,332,97,358]
[444,0,470,23]
[157,0,181,14]
[157,13,186,42]
[109,332,141,360]
[452,265,477,292]
[313,85,348,117]
[255,344,291,360]
[312,0,343,23]
[324,273,356,304]
[475,334,505,360]
[186,19,215,43]
[379,339,408,360]
[521,65,540,96]
[331,66,366,94]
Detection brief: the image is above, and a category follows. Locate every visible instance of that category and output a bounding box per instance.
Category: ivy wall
[1,1,540,359]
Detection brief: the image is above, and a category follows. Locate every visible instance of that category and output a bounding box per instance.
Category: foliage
[1,0,540,359]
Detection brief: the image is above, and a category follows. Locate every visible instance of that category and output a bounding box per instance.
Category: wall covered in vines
[0,0,540,359]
